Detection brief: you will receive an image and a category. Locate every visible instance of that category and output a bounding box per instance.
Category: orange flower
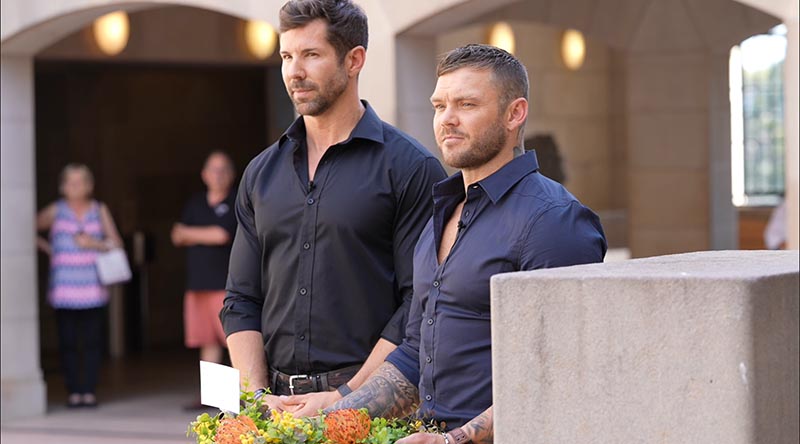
[215,415,258,444]
[324,409,371,444]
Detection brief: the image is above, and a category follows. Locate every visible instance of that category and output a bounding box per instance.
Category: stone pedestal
[492,250,799,443]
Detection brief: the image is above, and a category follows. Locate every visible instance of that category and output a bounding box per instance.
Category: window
[730,24,787,206]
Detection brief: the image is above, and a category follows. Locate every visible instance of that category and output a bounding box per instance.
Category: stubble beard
[440,115,508,170]
[289,66,349,117]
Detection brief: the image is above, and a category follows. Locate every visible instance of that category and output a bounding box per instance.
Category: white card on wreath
[200,361,240,413]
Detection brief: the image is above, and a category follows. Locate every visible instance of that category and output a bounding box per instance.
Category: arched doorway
[1,0,289,420]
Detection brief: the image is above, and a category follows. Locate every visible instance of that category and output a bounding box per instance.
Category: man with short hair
[220,0,446,416]
[328,44,607,444]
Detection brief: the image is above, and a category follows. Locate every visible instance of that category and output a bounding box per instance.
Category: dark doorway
[34,61,289,397]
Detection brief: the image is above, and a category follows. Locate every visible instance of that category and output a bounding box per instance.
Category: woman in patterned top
[36,163,123,408]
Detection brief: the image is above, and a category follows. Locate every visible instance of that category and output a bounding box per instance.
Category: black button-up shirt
[386,152,607,428]
[180,190,237,291]
[221,102,446,374]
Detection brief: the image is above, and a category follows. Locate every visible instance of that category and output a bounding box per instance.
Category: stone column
[623,0,714,258]
[395,34,440,161]
[625,50,711,257]
[492,250,799,443]
[0,55,47,421]
[358,0,398,125]
[785,17,799,249]
[708,53,738,250]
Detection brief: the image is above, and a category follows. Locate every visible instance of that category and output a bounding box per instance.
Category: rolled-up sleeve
[380,157,446,344]
[220,168,264,336]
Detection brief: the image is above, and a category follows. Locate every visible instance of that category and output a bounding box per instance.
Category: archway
[1,0,289,420]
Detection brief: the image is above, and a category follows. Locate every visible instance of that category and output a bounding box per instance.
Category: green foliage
[187,412,220,444]
[360,417,418,444]
[187,388,428,444]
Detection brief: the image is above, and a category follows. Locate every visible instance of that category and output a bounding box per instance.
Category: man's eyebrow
[430,94,481,103]
[456,95,481,102]
[279,47,321,55]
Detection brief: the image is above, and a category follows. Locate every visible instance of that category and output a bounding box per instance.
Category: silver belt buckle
[288,374,309,395]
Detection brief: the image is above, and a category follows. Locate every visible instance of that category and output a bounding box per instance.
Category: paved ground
[1,393,212,443]
[1,349,218,443]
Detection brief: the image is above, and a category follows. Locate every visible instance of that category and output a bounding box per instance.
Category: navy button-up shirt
[221,101,446,374]
[386,151,607,428]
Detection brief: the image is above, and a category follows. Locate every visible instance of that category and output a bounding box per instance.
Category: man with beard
[327,44,607,444]
[220,0,446,416]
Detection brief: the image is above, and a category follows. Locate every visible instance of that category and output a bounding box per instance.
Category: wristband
[336,383,353,397]
[254,387,269,400]
[441,432,451,444]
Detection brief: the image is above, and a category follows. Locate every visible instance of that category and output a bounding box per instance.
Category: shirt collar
[281,100,384,146]
[433,151,540,204]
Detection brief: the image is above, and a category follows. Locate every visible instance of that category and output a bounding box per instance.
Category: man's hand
[261,394,291,413]
[396,432,446,444]
[282,390,342,417]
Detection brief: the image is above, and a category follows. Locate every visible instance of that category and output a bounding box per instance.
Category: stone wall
[491,251,799,443]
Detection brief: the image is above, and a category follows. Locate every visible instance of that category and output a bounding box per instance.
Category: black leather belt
[269,364,361,396]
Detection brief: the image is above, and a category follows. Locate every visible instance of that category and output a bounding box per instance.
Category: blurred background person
[171,151,237,410]
[36,163,123,408]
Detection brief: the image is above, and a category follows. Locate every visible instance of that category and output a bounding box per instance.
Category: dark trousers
[55,307,106,394]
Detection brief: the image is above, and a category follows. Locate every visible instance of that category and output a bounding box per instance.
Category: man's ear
[505,97,528,133]
[346,46,366,78]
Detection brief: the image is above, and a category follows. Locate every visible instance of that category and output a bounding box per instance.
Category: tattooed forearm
[461,406,493,444]
[325,362,418,418]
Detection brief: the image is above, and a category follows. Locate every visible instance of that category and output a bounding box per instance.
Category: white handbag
[96,248,132,285]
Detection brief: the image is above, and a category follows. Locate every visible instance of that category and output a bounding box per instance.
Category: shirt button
[299,288,307,295]
[427,318,434,325]
[299,335,306,341]
[425,395,432,401]
[307,198,315,205]
[303,242,311,250]
[425,356,432,363]
[433,280,440,288]
[464,210,470,217]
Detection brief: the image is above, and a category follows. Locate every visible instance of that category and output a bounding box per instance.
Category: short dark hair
[437,43,529,110]
[279,0,368,61]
